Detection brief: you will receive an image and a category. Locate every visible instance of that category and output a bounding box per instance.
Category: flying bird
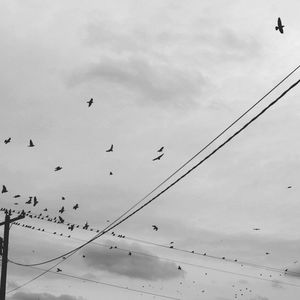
[253,228,261,231]
[4,138,11,144]
[109,171,113,176]
[73,204,79,210]
[106,144,113,152]
[1,185,8,193]
[61,197,65,200]
[287,186,292,189]
[83,222,89,230]
[28,139,35,147]
[13,195,21,198]
[58,216,65,223]
[87,98,93,107]
[178,266,182,270]
[152,225,158,231]
[152,153,164,161]
[56,268,62,272]
[59,206,65,214]
[33,196,38,207]
[275,17,285,33]
[25,197,32,204]
[157,146,164,152]
[54,166,62,171]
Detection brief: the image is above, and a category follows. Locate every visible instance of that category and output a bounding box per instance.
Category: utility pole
[0,211,25,300]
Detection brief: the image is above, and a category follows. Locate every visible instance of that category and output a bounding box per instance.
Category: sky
[1,0,300,299]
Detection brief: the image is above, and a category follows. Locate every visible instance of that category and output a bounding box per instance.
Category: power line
[6,78,300,293]
[6,262,179,300]
[10,217,298,277]
[10,78,300,268]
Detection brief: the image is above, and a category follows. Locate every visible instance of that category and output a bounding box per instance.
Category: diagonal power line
[6,78,300,294]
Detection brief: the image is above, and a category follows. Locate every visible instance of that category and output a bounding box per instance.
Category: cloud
[68,56,206,108]
[83,241,182,280]
[8,292,85,300]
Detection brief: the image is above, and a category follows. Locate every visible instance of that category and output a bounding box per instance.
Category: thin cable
[6,263,179,299]
[11,218,298,277]
[9,79,300,270]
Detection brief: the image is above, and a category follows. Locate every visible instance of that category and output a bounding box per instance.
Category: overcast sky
[1,0,300,299]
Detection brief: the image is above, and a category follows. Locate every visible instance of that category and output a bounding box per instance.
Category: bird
[58,216,65,223]
[68,224,75,231]
[109,171,113,176]
[1,185,8,193]
[275,17,285,34]
[82,255,86,258]
[28,139,35,147]
[59,206,65,214]
[287,186,292,189]
[13,195,21,198]
[265,252,270,255]
[43,208,48,211]
[87,98,93,107]
[54,166,62,171]
[152,225,158,231]
[157,146,164,152]
[73,204,79,210]
[178,266,182,270]
[61,196,65,200]
[152,153,164,161]
[106,144,113,152]
[26,197,32,204]
[253,228,261,231]
[33,196,38,207]
[56,268,62,272]
[4,138,11,144]
[128,252,132,256]
[83,222,89,230]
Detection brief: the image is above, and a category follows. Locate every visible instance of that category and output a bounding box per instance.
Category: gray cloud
[8,292,85,300]
[83,241,182,280]
[68,57,206,108]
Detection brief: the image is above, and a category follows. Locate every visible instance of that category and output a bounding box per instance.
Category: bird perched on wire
[28,139,35,147]
[152,225,158,231]
[33,196,38,207]
[1,185,8,193]
[106,144,113,152]
[58,216,65,223]
[54,166,62,171]
[73,203,79,210]
[152,153,164,161]
[4,138,11,144]
[87,98,93,107]
[59,206,65,214]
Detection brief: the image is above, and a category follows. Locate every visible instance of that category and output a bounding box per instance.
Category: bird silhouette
[4,138,11,144]
[275,17,285,34]
[56,268,62,272]
[152,225,158,231]
[54,166,62,171]
[87,98,93,107]
[152,153,164,161]
[178,266,182,270]
[1,185,8,193]
[287,186,292,189]
[106,144,113,152]
[59,206,65,214]
[157,147,164,152]
[62,197,65,200]
[73,204,79,210]
[33,196,38,207]
[28,139,35,147]
[128,251,132,256]
[253,228,260,231]
[13,195,20,198]
[83,222,89,230]
[68,224,75,231]
[109,171,113,175]
[43,208,48,211]
[26,197,32,204]
[58,216,65,223]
